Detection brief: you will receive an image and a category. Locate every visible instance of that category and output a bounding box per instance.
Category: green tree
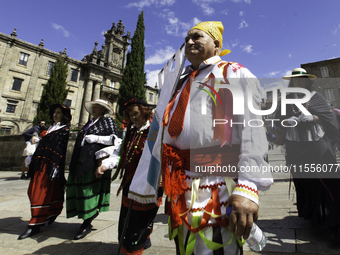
[116,11,146,126]
[34,55,69,126]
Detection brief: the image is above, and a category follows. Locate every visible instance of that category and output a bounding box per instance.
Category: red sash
[162,143,240,230]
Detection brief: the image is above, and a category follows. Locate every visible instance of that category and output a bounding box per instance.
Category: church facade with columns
[0,21,158,134]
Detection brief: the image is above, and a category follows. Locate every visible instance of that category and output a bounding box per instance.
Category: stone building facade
[302,58,340,108]
[0,21,158,134]
[145,84,159,105]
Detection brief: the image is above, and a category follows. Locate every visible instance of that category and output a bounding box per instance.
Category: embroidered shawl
[69,116,118,178]
[28,126,70,179]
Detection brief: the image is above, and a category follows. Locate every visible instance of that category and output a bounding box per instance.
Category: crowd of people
[13,20,340,254]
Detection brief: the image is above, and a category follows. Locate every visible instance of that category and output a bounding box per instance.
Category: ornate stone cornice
[0,32,82,66]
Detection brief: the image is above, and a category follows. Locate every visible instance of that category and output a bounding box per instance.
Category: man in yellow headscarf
[128,21,273,255]
[155,21,273,254]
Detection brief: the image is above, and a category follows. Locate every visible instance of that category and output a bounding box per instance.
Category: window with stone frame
[0,127,12,135]
[70,68,79,82]
[6,100,19,113]
[18,52,29,66]
[64,99,72,108]
[325,89,335,101]
[12,78,23,91]
[47,61,55,75]
[149,92,154,102]
[321,67,329,77]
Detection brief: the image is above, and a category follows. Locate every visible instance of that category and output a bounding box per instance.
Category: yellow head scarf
[190,21,231,56]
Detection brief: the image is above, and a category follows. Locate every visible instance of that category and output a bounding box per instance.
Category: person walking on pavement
[18,104,71,240]
[128,21,273,254]
[66,99,118,240]
[96,97,162,254]
[278,68,340,240]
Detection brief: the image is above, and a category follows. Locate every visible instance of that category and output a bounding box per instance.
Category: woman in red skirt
[18,104,71,240]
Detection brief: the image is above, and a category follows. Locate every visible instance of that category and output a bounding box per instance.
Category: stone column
[112,102,117,114]
[92,82,101,101]
[107,39,113,64]
[79,80,94,125]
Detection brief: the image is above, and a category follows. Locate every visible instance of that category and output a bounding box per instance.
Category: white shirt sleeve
[97,135,115,145]
[101,144,121,169]
[228,65,273,204]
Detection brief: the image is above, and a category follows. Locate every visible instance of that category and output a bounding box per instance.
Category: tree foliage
[116,11,146,124]
[34,55,69,125]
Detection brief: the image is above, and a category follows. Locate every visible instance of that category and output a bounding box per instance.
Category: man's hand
[228,194,259,240]
[96,165,107,178]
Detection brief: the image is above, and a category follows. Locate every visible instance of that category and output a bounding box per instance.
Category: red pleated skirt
[27,164,64,226]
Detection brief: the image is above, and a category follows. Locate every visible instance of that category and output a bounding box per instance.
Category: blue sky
[2,0,340,91]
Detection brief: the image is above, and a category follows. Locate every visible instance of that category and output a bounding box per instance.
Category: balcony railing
[101,85,119,95]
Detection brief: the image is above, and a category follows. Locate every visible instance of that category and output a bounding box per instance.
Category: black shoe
[18,226,40,240]
[144,238,151,250]
[20,174,27,180]
[74,224,92,240]
[47,215,57,225]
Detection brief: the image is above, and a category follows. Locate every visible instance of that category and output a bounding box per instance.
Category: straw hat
[282,68,317,80]
[84,99,113,115]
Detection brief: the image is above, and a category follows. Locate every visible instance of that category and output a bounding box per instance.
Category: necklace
[124,129,144,165]
[291,100,311,115]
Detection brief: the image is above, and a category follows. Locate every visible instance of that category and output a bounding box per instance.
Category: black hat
[123,97,149,110]
[118,96,147,115]
[49,104,72,122]
[116,96,156,122]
